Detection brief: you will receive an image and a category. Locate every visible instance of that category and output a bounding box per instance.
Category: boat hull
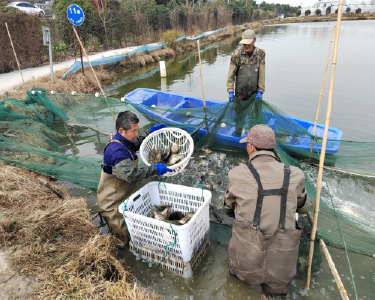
[125,88,343,154]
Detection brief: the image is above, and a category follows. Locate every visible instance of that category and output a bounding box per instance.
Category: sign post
[42,26,54,83]
[67,4,85,75]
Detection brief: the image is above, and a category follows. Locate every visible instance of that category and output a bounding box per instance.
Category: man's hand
[149,123,168,133]
[228,91,234,102]
[154,163,173,176]
[255,91,263,100]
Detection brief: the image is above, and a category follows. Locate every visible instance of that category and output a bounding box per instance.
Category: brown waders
[228,162,301,294]
[233,52,260,136]
[97,140,137,247]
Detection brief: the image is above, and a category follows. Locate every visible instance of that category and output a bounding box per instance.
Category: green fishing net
[0,88,374,257]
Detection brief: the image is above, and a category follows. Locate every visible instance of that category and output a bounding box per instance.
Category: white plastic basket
[118,182,211,277]
[140,128,194,176]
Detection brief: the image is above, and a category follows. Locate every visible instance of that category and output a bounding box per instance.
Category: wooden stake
[76,26,85,75]
[5,22,27,89]
[305,0,344,290]
[196,40,207,108]
[309,26,336,155]
[72,26,116,121]
[196,40,209,134]
[319,239,350,300]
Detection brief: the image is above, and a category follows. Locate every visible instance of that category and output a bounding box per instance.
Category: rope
[158,178,167,190]
[121,197,178,267]
[195,183,204,198]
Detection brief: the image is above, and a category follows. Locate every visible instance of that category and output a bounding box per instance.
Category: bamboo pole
[5,23,27,89]
[72,26,116,122]
[319,239,350,300]
[196,40,209,134]
[305,0,344,289]
[309,26,336,154]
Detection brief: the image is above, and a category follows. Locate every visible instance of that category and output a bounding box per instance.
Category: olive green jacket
[227,46,266,94]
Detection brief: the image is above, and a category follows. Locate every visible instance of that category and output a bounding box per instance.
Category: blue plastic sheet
[61,25,241,77]
[62,43,168,77]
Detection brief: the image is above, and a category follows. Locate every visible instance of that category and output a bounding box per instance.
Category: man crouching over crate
[97,111,172,247]
[224,124,312,296]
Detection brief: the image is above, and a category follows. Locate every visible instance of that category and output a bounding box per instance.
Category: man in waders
[97,111,172,247]
[224,124,312,296]
[227,29,265,137]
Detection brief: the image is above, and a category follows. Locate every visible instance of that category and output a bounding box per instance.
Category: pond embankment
[0,22,263,100]
[0,162,163,299]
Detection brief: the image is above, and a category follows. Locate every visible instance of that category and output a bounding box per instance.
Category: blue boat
[125,88,343,154]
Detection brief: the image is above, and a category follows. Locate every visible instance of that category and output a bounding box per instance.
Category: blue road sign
[67,4,85,26]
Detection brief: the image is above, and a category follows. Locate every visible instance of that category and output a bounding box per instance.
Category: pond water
[61,20,375,299]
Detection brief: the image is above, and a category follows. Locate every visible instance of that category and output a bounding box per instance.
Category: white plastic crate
[118,181,211,277]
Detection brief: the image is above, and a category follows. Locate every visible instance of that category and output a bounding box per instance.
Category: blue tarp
[62,43,168,77]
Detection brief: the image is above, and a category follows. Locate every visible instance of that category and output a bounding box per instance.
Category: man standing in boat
[224,124,312,296]
[227,29,265,137]
[97,111,172,247]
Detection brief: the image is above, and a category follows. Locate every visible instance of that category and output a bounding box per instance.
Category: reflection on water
[62,20,375,300]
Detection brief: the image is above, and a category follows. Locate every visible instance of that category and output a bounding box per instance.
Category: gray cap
[239,29,256,45]
[239,124,276,149]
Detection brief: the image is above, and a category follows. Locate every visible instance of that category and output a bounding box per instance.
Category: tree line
[51,0,301,50]
[1,0,300,52]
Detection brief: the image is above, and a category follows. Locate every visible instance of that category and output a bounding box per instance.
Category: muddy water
[61,21,375,299]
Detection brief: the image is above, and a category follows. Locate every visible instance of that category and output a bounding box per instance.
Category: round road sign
[67,4,85,26]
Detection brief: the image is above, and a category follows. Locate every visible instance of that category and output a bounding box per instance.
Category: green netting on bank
[0,88,374,257]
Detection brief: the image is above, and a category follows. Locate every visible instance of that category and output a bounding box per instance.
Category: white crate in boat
[118,182,211,276]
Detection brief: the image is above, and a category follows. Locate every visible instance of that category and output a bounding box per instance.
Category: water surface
[63,20,375,299]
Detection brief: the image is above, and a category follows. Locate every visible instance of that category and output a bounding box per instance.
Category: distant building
[301,0,375,15]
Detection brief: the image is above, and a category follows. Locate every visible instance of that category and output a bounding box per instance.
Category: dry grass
[1,67,113,100]
[0,161,163,299]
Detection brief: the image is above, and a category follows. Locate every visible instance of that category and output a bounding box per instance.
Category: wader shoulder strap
[102,139,134,168]
[245,162,291,230]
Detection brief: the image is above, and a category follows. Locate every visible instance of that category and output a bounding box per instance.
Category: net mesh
[1,88,374,256]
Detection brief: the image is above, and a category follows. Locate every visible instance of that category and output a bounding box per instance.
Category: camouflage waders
[234,51,260,101]
[233,51,261,135]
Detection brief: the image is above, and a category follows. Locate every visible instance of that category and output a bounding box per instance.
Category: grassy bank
[0,161,163,299]
[1,22,262,100]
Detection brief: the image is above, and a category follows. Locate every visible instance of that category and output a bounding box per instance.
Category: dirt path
[0,250,37,300]
[0,46,141,96]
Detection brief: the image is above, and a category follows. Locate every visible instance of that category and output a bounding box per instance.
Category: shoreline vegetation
[0,15,374,299]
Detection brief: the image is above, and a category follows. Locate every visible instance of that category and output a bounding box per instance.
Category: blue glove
[228,91,234,102]
[255,91,263,100]
[154,163,173,176]
[149,123,168,133]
